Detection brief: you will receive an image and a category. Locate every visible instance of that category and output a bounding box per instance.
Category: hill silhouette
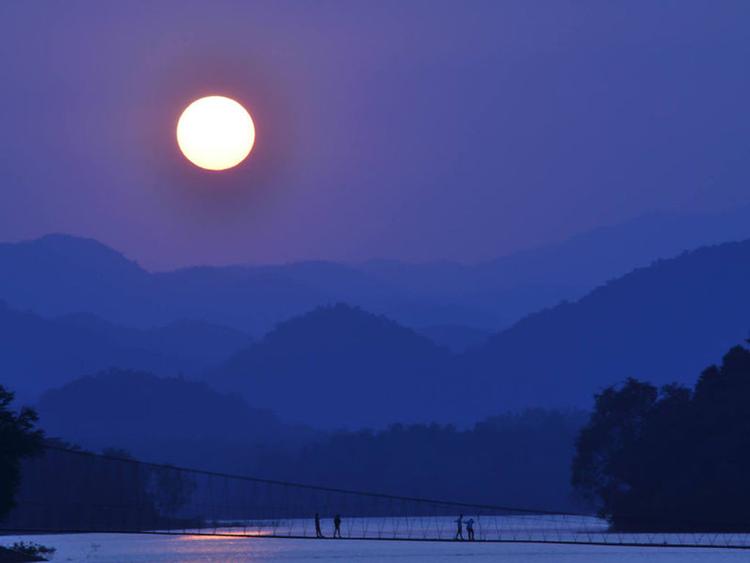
[462,239,750,415]
[33,371,586,510]
[36,369,312,471]
[3,206,750,336]
[0,234,150,325]
[360,205,750,327]
[0,234,483,334]
[8,237,750,427]
[254,409,587,511]
[210,304,452,429]
[209,238,750,426]
[0,301,250,398]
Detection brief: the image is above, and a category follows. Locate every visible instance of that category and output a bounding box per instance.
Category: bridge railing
[2,445,749,549]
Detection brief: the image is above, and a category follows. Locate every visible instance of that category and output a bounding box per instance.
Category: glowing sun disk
[176,96,255,171]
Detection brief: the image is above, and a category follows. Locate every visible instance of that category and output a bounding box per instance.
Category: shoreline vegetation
[0,543,54,562]
[2,331,750,535]
[573,340,750,532]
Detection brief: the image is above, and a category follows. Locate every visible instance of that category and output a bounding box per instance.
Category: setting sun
[176,96,255,171]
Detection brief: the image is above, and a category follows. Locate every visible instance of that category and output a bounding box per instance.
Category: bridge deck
[4,446,748,550]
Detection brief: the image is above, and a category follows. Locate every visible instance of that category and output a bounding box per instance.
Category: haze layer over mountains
[2,205,750,428]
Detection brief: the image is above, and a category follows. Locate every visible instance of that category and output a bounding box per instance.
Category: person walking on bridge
[466,518,475,541]
[333,514,342,538]
[315,513,324,538]
[454,514,464,540]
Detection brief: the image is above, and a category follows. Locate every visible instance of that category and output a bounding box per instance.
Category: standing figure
[466,518,475,541]
[454,514,464,540]
[333,514,342,538]
[315,513,324,538]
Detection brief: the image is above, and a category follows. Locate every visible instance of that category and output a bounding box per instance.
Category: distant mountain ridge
[2,204,750,336]
[0,301,250,398]
[459,239,750,416]
[0,234,487,334]
[2,237,750,429]
[360,205,750,324]
[210,239,750,427]
[3,208,750,424]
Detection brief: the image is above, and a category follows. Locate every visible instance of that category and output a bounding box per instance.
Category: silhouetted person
[333,514,342,538]
[466,518,475,541]
[315,513,324,538]
[455,514,464,540]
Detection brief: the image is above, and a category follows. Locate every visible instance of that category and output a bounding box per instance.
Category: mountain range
[2,206,750,429]
[2,204,750,340]
[459,240,750,416]
[0,301,250,398]
[207,241,750,427]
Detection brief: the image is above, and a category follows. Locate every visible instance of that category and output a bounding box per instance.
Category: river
[3,532,748,562]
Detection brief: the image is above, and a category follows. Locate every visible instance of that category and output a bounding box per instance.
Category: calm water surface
[4,533,749,562]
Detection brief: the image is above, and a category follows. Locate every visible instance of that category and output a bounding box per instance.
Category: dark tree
[572,341,750,531]
[252,409,587,511]
[571,378,658,507]
[0,385,44,520]
[150,464,197,518]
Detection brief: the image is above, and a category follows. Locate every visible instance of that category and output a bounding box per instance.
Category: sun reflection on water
[178,529,274,541]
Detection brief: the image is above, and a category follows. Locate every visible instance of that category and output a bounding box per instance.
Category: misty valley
[3,223,750,555]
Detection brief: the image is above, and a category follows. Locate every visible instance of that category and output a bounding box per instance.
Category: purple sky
[1,1,749,270]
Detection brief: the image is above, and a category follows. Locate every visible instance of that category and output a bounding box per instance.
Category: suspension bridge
[3,446,749,550]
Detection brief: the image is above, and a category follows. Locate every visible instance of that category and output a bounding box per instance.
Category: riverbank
[0,544,50,562]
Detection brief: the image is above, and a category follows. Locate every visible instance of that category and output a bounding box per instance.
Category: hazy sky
[1,1,749,269]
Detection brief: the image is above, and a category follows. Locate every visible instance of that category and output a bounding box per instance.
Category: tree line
[3,337,750,532]
[572,339,750,531]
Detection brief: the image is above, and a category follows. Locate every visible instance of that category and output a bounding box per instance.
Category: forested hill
[0,301,250,397]
[4,235,750,428]
[461,240,750,414]
[210,304,452,429]
[36,369,312,471]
